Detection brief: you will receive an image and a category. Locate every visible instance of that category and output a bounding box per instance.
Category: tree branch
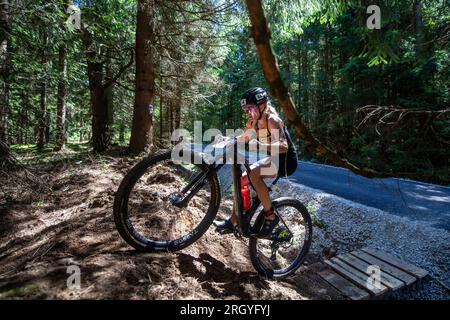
[244,0,387,179]
[356,105,449,135]
[114,80,134,93]
[102,48,134,90]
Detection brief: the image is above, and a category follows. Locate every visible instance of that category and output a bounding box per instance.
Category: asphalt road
[191,143,450,231]
[289,161,450,231]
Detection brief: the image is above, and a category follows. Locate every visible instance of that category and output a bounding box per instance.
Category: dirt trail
[0,153,343,300]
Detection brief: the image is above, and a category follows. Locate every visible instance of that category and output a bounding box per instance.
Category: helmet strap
[255,103,267,130]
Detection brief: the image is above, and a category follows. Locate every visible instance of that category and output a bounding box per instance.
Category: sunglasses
[242,104,258,113]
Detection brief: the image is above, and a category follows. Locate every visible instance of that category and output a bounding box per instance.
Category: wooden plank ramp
[318,247,428,300]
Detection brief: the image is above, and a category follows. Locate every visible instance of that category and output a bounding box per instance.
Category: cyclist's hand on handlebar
[215,134,226,142]
[248,138,260,148]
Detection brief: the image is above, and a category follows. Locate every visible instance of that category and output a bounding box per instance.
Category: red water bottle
[241,177,252,211]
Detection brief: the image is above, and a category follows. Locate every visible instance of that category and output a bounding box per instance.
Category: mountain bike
[113,138,312,278]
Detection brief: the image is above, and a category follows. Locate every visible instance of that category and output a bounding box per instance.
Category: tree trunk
[173,95,181,130]
[89,62,110,153]
[301,37,309,125]
[285,43,291,93]
[165,97,171,141]
[244,0,384,178]
[119,122,125,144]
[1,1,15,166]
[323,25,334,141]
[413,0,425,56]
[45,111,50,143]
[24,102,29,144]
[0,0,10,145]
[159,94,163,142]
[129,0,156,153]
[338,48,348,114]
[296,36,301,107]
[79,113,84,142]
[0,140,15,168]
[37,31,48,150]
[169,101,174,134]
[157,53,163,145]
[83,30,111,153]
[105,52,115,144]
[82,23,132,152]
[55,45,67,151]
[37,78,47,149]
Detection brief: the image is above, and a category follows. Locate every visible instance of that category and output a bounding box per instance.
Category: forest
[0,0,448,184]
[0,0,449,301]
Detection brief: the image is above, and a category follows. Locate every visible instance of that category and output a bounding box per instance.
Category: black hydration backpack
[284,125,297,159]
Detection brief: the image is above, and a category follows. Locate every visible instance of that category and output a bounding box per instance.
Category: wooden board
[320,248,428,300]
[361,247,428,279]
[336,253,404,290]
[350,250,417,285]
[318,269,370,300]
[325,258,388,296]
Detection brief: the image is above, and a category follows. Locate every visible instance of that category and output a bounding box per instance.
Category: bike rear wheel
[248,197,312,278]
[113,151,221,252]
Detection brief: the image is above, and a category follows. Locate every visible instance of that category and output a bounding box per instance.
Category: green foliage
[256,0,448,184]
[0,284,40,299]
[3,0,449,184]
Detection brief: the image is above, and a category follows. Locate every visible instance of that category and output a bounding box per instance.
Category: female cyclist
[214,87,298,238]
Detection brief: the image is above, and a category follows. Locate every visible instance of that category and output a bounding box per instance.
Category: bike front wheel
[248,197,313,279]
[113,151,221,252]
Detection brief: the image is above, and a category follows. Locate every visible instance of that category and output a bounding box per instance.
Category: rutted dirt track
[0,151,344,300]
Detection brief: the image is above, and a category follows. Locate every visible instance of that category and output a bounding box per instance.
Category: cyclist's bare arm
[236,120,256,143]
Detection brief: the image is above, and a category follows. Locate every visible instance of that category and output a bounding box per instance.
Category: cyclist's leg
[214,157,277,234]
[229,163,275,226]
[248,164,276,212]
[248,164,282,237]
[249,155,295,237]
[247,155,278,208]
[232,157,276,220]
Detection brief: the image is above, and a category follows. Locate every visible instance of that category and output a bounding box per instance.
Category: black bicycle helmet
[240,87,268,106]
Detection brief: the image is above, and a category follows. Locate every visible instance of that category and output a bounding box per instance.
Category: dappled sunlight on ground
[0,148,343,300]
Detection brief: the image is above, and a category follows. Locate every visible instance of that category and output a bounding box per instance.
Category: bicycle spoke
[126,159,212,244]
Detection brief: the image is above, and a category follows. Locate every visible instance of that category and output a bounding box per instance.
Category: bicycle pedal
[233,227,243,238]
[215,228,233,235]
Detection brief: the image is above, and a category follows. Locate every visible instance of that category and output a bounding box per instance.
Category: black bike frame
[172,141,272,237]
[231,159,262,236]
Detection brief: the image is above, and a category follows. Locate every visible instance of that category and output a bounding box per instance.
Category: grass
[311,214,327,229]
[10,142,92,166]
[0,284,40,298]
[307,203,327,229]
[33,200,46,207]
[11,142,91,154]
